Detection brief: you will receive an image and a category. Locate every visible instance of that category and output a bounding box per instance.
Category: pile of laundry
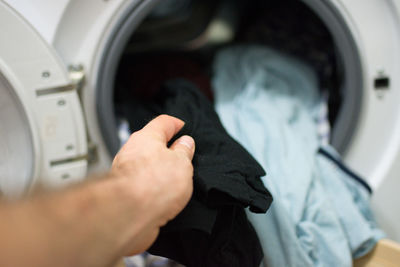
[116,45,384,267]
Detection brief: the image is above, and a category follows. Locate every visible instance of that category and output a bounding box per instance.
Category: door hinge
[87,142,99,164]
[68,65,99,165]
[68,64,85,93]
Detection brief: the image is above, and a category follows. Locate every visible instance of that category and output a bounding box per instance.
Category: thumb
[170,135,195,160]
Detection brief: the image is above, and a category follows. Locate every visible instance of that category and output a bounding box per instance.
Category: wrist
[99,172,150,251]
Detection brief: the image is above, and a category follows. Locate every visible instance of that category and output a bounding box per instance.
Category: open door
[0,2,88,197]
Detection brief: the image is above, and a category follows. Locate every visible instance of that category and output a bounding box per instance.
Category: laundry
[237,0,339,96]
[236,0,342,125]
[314,93,331,146]
[119,79,272,267]
[124,0,219,52]
[212,45,385,267]
[124,253,184,267]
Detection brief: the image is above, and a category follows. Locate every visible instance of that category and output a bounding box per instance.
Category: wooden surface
[353,239,400,267]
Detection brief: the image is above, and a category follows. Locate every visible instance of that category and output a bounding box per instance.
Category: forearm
[0,174,142,267]
[0,115,195,267]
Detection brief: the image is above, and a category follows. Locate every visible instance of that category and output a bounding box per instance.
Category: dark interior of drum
[108,0,351,153]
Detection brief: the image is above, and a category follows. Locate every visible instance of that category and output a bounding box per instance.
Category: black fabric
[120,79,272,267]
[149,207,264,267]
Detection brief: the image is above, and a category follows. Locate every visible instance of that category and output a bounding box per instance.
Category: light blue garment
[212,45,384,267]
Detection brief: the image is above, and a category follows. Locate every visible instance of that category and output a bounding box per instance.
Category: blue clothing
[212,45,384,267]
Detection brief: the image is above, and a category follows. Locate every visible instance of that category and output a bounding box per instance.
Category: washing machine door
[0,2,88,197]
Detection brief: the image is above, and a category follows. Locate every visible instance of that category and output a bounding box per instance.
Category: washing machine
[1,0,400,242]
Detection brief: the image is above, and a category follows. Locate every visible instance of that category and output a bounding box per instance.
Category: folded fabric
[212,45,385,267]
[120,78,272,267]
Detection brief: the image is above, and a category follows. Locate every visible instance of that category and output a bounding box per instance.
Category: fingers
[142,115,185,143]
[170,135,195,161]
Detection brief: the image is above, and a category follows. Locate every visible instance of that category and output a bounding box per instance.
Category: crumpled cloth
[120,78,272,267]
[212,45,385,267]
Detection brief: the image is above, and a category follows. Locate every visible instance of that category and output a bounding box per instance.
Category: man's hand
[111,115,195,255]
[0,115,195,267]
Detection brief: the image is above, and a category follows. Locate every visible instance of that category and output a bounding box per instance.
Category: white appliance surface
[4,0,69,43]
[0,1,88,193]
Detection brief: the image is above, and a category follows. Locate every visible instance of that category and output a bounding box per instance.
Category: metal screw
[42,71,50,78]
[66,144,74,151]
[57,99,66,106]
[376,91,385,100]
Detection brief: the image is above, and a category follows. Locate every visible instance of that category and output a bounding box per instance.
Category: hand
[111,115,195,255]
[0,115,194,267]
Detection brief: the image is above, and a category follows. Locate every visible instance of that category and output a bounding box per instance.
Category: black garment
[150,206,264,267]
[121,79,273,267]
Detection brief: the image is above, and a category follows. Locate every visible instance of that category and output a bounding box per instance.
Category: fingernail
[178,135,195,150]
